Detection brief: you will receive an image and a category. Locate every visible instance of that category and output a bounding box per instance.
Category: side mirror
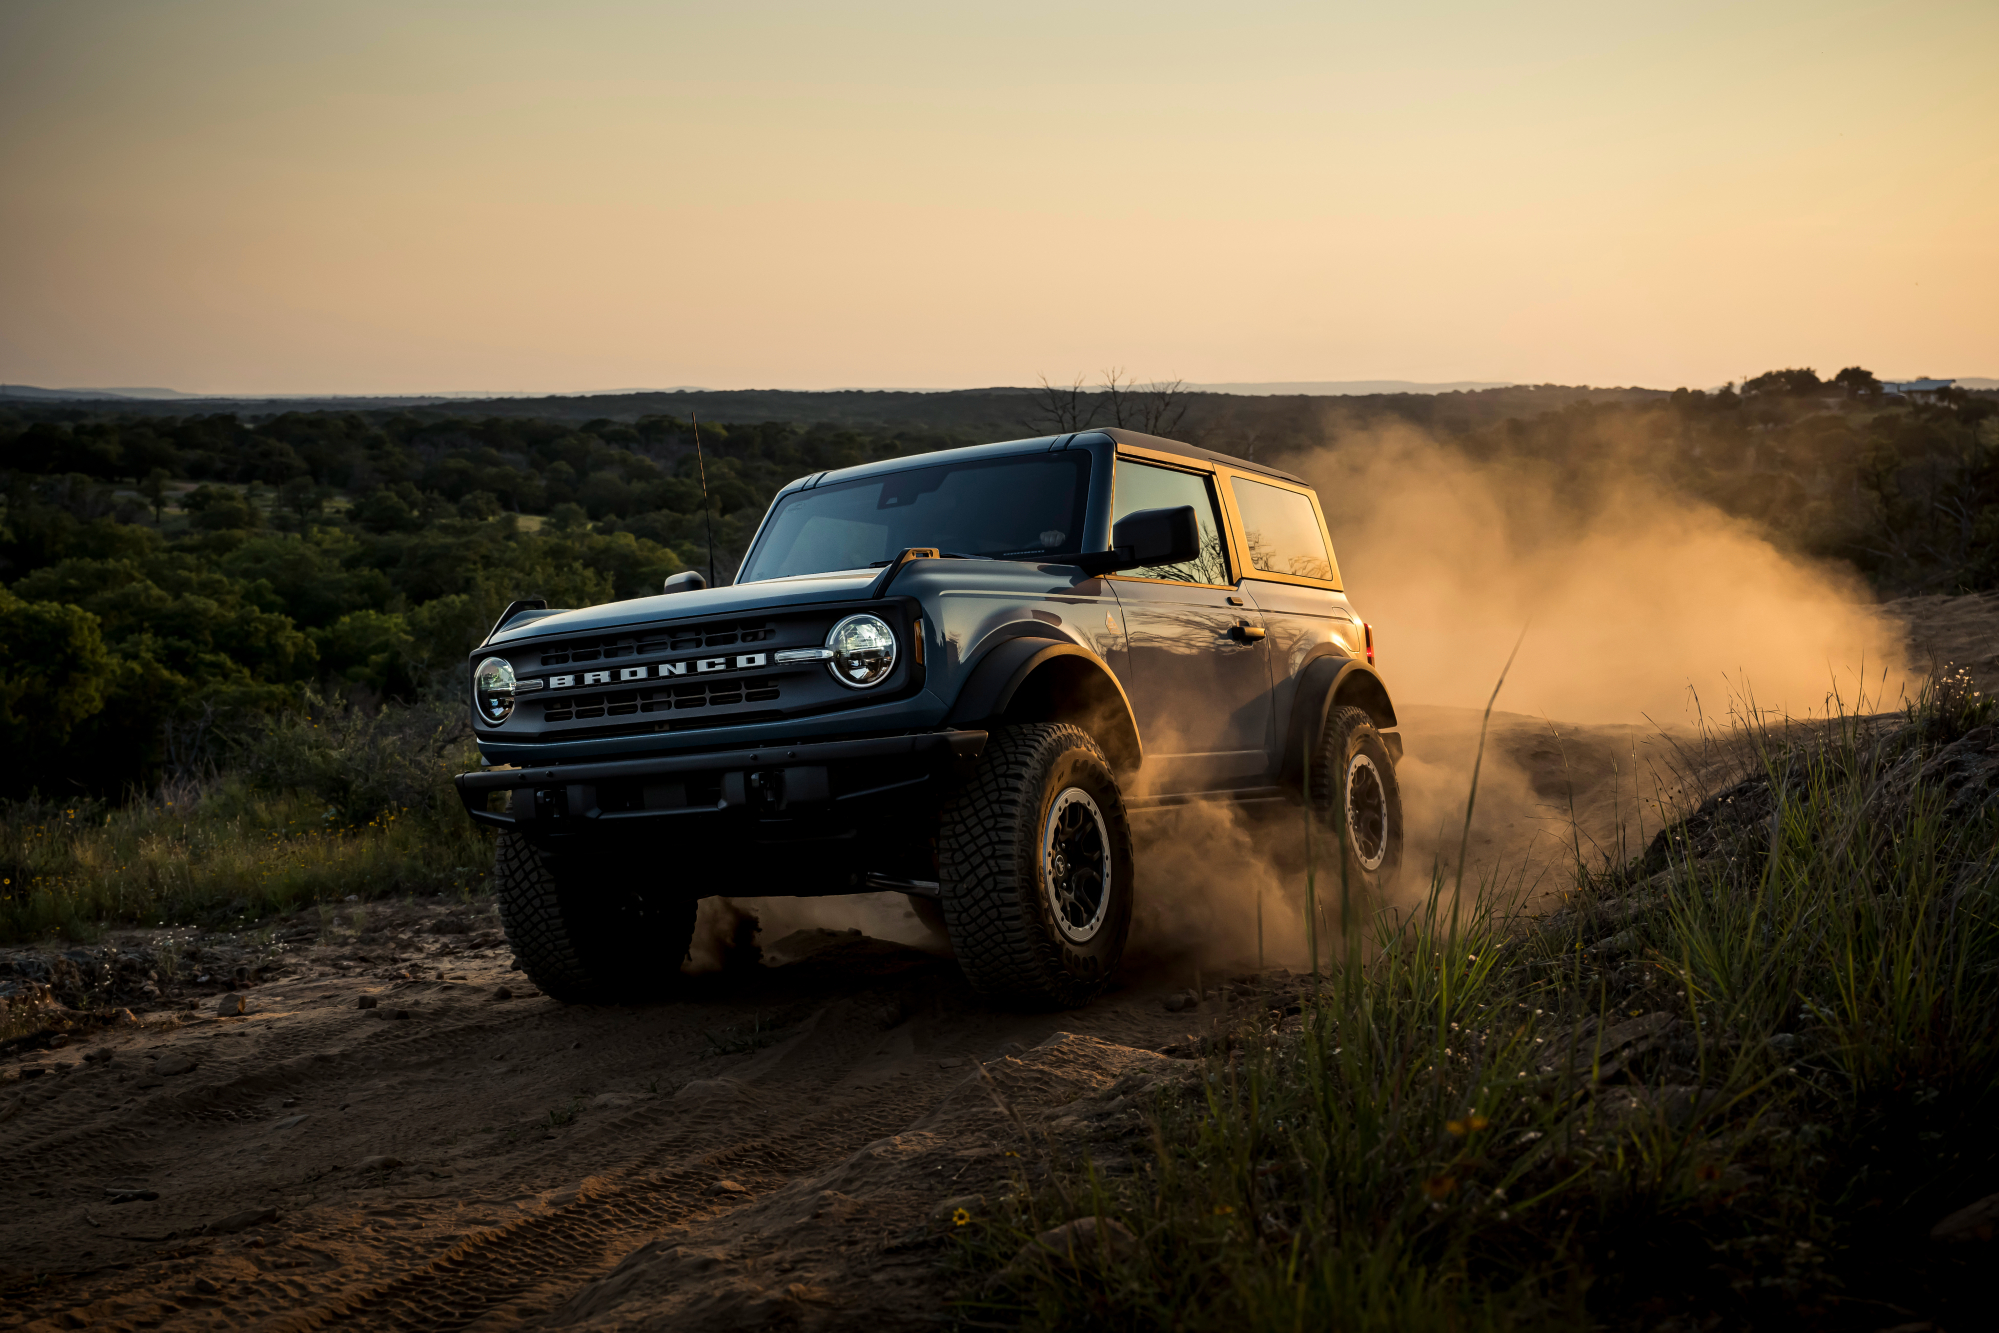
[1071,506,1201,575]
[663,570,708,594]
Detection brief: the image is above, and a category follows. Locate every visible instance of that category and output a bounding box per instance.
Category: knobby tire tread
[1309,704,1405,889]
[492,832,598,1002]
[492,833,694,1003]
[939,722,1126,1008]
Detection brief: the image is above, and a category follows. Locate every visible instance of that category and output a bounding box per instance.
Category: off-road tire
[937,723,1134,1008]
[1308,705,1404,895]
[491,832,697,1004]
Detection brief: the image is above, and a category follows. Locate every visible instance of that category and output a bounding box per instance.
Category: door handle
[1229,623,1266,643]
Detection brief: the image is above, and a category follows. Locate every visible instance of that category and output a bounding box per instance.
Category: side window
[1230,477,1333,581]
[1112,459,1230,584]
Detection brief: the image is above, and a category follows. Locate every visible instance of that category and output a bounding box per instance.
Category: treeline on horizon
[1,370,1994,800]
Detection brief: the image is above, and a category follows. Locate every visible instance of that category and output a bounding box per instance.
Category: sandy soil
[0,911,1220,1332]
[3,594,1986,1331]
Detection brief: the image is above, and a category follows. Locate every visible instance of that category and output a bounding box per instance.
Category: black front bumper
[453,730,988,835]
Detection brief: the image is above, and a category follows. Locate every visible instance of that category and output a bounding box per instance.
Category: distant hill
[4,379,1517,401]
[1,384,143,401]
[1189,380,1517,395]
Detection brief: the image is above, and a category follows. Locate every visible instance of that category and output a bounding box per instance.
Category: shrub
[0,692,490,943]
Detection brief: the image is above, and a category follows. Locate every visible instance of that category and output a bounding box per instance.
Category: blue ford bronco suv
[456,428,1402,1007]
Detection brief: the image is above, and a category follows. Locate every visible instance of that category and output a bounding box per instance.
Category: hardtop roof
[792,426,1307,494]
[1081,427,1307,485]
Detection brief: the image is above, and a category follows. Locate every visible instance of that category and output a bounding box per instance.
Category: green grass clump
[969,678,1999,1330]
[0,695,492,943]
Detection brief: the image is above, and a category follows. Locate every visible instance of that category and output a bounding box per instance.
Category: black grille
[541,678,782,722]
[537,621,775,667]
[494,603,907,743]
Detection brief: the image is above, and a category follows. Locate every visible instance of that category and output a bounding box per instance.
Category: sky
[1,0,1993,395]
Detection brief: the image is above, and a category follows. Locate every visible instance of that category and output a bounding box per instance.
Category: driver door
[1106,457,1275,793]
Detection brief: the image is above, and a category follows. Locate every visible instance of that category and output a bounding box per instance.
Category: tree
[181,484,260,531]
[142,468,172,525]
[1743,368,1824,397]
[1033,369,1191,438]
[280,475,324,522]
[1132,378,1191,437]
[351,486,420,534]
[0,588,113,752]
[1833,366,1883,398]
[1032,375,1101,433]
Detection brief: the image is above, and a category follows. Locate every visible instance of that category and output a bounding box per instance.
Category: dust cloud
[1126,801,1349,976]
[688,892,943,973]
[1297,422,1910,726]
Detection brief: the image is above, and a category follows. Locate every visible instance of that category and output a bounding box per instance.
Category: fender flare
[944,634,1144,773]
[1279,656,1400,795]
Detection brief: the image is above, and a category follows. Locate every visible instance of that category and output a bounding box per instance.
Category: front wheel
[1308,705,1404,893]
[937,723,1134,1008]
[491,833,697,1004]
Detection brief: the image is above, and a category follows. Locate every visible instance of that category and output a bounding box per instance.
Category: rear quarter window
[1230,477,1334,582]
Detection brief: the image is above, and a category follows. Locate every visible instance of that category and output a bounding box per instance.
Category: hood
[484,568,881,647]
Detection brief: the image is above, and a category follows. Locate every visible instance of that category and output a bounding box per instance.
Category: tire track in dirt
[3,934,1124,1332]
[295,982,1016,1328]
[0,999,538,1203]
[298,1077,965,1329]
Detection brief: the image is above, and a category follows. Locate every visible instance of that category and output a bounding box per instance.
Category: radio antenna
[691,410,717,586]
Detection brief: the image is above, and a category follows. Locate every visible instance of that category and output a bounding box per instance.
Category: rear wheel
[938,723,1134,1008]
[491,832,697,1004]
[1308,705,1404,893]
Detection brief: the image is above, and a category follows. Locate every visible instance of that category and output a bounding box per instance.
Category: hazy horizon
[3,1,1993,395]
[6,375,1995,405]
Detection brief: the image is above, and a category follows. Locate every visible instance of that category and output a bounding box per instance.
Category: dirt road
[2,909,1227,1331]
[4,597,1962,1331]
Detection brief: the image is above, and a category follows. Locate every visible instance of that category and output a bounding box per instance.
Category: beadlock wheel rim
[1042,786,1113,944]
[1346,752,1389,872]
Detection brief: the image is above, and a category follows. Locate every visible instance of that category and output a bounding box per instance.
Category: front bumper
[453,729,989,834]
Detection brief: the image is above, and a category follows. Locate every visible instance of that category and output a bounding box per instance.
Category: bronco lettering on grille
[537,652,768,694]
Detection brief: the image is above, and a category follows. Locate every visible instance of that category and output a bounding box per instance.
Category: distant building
[1881,378,1955,403]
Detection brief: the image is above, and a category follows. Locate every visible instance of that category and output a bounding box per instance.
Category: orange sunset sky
[1,0,1993,395]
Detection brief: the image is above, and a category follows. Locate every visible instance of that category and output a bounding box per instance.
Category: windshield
[738,451,1093,582]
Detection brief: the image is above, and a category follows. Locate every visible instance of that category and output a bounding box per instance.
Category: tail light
[1364,622,1374,665]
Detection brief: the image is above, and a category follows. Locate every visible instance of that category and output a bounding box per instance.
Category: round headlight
[826,614,897,688]
[474,655,517,724]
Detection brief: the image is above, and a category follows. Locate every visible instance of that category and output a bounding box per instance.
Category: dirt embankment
[1885,589,1999,698]
[3,597,1989,1331]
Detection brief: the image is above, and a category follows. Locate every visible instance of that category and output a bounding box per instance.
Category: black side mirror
[1069,506,1201,575]
[663,570,708,594]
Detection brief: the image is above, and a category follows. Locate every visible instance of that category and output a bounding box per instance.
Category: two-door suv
[457,428,1402,1007]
